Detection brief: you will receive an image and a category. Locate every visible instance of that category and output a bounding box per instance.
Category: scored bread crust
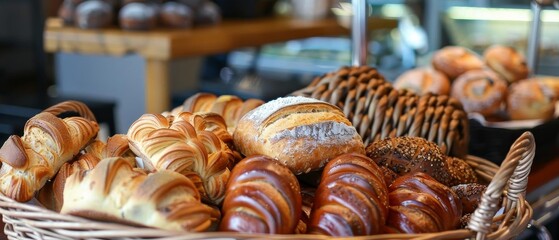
[234,96,365,175]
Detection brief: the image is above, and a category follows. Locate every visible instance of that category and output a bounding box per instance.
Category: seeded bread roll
[451,183,486,214]
[233,96,365,175]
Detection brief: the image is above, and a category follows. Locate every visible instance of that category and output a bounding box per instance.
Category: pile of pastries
[58,0,221,31]
[0,81,489,236]
[394,45,559,121]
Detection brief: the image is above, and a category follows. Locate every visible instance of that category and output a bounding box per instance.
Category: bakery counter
[44,17,397,133]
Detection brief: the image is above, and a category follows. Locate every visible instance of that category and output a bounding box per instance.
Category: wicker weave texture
[0,132,535,240]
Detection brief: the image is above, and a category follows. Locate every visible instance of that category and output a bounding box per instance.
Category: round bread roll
[483,45,529,84]
[119,2,158,31]
[160,1,193,28]
[451,69,508,117]
[432,46,484,80]
[507,79,556,120]
[75,0,113,29]
[394,68,451,96]
[233,96,365,175]
[537,76,559,98]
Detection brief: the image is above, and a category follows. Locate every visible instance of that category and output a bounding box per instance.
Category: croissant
[387,172,462,233]
[309,153,388,236]
[52,134,135,211]
[0,109,99,202]
[127,112,236,205]
[219,155,302,234]
[164,110,234,149]
[61,157,216,232]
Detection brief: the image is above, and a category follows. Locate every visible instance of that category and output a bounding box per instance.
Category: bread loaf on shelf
[0,102,99,202]
[309,153,388,236]
[52,134,134,211]
[366,136,477,187]
[387,172,462,233]
[127,112,237,205]
[234,96,365,175]
[219,155,302,234]
[61,157,217,232]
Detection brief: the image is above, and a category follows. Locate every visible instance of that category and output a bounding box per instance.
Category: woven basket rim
[0,133,536,240]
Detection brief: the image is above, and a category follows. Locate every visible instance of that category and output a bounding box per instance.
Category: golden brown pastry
[127,112,237,205]
[538,76,559,98]
[432,46,484,80]
[309,153,388,236]
[52,134,135,211]
[165,111,234,150]
[0,105,99,202]
[234,96,365,175]
[365,136,477,187]
[451,69,508,117]
[219,155,302,234]
[451,183,487,214]
[483,45,529,84]
[507,79,556,120]
[394,68,451,96]
[61,157,216,232]
[387,172,462,233]
[172,93,264,134]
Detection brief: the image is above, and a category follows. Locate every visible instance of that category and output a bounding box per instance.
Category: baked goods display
[0,101,99,202]
[61,157,217,232]
[291,65,470,157]
[58,0,221,30]
[169,92,264,134]
[450,69,508,117]
[432,46,484,80]
[127,112,238,205]
[507,79,556,121]
[219,155,301,234]
[393,68,451,96]
[309,153,388,236]
[233,96,365,175]
[397,44,558,122]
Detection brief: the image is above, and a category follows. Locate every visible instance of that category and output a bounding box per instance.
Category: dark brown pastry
[119,2,158,31]
[309,153,388,236]
[59,0,84,25]
[432,46,484,80]
[445,156,478,186]
[75,0,113,29]
[484,45,529,84]
[160,1,193,28]
[219,155,302,234]
[451,183,486,214]
[387,172,462,233]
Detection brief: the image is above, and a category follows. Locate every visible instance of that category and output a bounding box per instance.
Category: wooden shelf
[44,17,398,60]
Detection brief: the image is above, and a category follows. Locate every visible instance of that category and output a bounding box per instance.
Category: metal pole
[351,0,367,66]
[527,0,542,75]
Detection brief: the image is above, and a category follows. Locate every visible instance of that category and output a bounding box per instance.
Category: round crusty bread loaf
[233,96,365,175]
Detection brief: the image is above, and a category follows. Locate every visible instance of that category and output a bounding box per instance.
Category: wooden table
[44,17,398,114]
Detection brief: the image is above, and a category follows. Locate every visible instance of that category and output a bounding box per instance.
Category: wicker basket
[0,132,535,240]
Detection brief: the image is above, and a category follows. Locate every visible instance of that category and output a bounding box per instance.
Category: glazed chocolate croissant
[61,157,216,232]
[127,112,237,205]
[219,155,302,234]
[309,153,388,236]
[387,172,462,233]
[0,107,99,202]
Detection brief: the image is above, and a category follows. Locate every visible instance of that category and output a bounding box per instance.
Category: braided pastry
[52,134,135,211]
[387,172,462,233]
[309,153,388,236]
[127,112,236,205]
[291,66,469,157]
[219,155,301,234]
[0,101,99,202]
[61,157,216,232]
[366,136,477,186]
[171,93,264,134]
[164,110,234,149]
